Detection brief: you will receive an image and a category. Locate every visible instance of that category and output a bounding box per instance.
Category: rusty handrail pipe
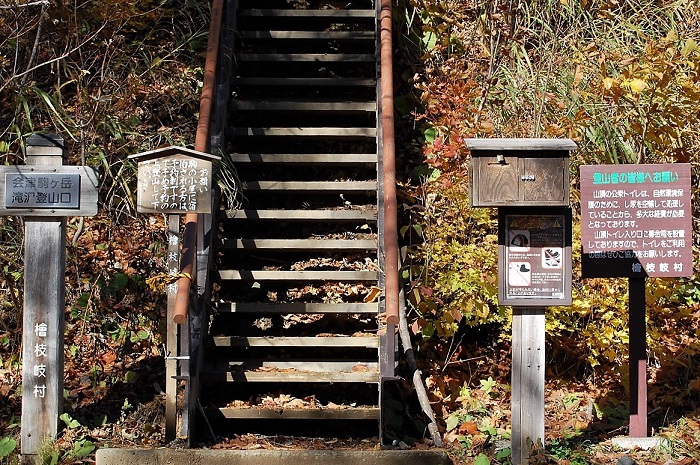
[380,0,399,326]
[173,0,224,324]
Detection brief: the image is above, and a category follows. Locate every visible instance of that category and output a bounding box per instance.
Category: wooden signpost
[128,146,219,442]
[467,138,576,465]
[0,134,99,461]
[128,146,219,215]
[581,163,692,439]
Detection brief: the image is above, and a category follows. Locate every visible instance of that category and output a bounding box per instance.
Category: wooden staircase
[198,0,395,438]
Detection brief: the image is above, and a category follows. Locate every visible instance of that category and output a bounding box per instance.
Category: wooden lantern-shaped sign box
[129,146,220,214]
[466,138,576,207]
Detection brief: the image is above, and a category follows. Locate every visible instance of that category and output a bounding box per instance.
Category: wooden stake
[165,215,180,441]
[20,136,66,457]
[511,307,545,464]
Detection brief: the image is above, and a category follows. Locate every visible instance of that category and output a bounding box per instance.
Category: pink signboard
[580,164,692,278]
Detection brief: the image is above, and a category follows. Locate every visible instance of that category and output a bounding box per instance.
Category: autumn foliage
[399,0,700,455]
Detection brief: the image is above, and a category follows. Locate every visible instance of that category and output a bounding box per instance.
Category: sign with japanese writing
[498,208,572,306]
[4,173,79,208]
[0,166,99,216]
[581,164,692,278]
[130,147,220,214]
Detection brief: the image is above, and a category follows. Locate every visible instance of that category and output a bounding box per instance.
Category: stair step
[219,361,379,372]
[212,407,380,420]
[205,370,380,383]
[239,31,375,40]
[210,336,380,348]
[217,270,378,281]
[221,239,377,250]
[242,181,376,191]
[214,302,378,314]
[239,9,375,18]
[232,77,376,87]
[222,209,377,221]
[239,53,375,62]
[231,100,375,111]
[229,153,377,164]
[232,127,377,137]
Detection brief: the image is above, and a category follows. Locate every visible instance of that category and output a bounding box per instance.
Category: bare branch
[0,1,49,9]
[0,22,108,95]
[21,1,47,85]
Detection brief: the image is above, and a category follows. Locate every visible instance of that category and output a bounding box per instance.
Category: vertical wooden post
[628,277,647,437]
[21,135,66,457]
[511,307,545,465]
[165,215,180,441]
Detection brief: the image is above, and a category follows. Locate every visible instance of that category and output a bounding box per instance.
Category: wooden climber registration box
[498,207,572,306]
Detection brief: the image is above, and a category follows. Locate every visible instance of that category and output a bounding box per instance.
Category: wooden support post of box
[511,307,545,464]
[0,134,99,461]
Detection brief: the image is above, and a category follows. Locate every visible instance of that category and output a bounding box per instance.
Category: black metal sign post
[581,163,692,440]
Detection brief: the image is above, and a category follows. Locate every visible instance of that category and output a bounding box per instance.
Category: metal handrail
[380,0,399,326]
[173,0,224,324]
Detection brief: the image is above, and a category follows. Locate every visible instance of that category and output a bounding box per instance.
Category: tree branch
[0,22,107,95]
[0,1,49,9]
[20,1,47,85]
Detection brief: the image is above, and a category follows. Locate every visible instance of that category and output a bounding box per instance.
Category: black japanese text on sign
[580,164,692,278]
[498,208,572,306]
[136,155,213,214]
[4,173,80,209]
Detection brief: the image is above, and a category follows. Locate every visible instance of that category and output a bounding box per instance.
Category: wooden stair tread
[212,407,380,420]
[231,100,375,111]
[205,371,380,383]
[242,180,376,191]
[214,302,379,314]
[222,209,377,220]
[232,77,376,87]
[239,53,375,62]
[210,336,380,348]
[239,9,375,18]
[221,238,377,249]
[239,31,375,39]
[232,127,377,137]
[217,361,379,371]
[229,153,377,163]
[217,270,378,280]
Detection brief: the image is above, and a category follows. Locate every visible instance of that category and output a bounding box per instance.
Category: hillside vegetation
[399,0,700,461]
[1,0,700,463]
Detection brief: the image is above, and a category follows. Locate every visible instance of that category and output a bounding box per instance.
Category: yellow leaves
[603,77,616,90]
[681,38,698,58]
[625,78,647,93]
[145,272,192,292]
[604,348,617,362]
